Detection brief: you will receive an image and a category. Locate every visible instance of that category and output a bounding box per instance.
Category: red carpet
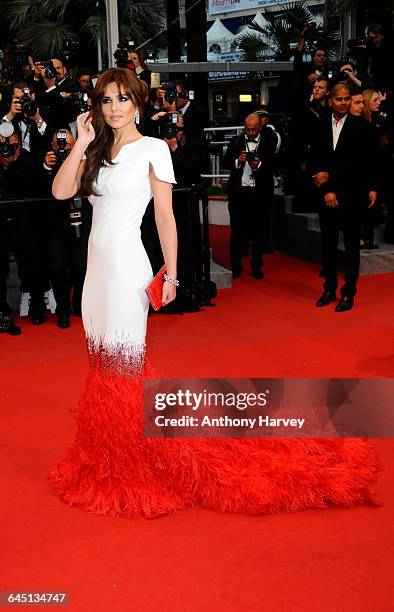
[1,246,393,610]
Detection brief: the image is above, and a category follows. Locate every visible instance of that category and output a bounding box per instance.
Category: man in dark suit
[310,83,378,312]
[2,81,53,157]
[223,112,277,279]
[175,81,208,143]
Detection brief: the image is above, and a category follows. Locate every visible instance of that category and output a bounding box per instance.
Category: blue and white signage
[208,0,289,16]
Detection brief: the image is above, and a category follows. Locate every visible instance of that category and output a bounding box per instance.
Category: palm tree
[237,1,340,61]
[1,0,165,65]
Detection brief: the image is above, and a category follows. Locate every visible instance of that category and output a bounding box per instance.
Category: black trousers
[228,184,274,273]
[45,218,90,315]
[319,207,362,297]
[0,214,45,310]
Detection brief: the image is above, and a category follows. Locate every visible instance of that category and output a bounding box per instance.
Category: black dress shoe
[57,313,71,329]
[335,296,354,312]
[252,269,264,279]
[316,291,336,307]
[31,312,45,325]
[0,302,12,316]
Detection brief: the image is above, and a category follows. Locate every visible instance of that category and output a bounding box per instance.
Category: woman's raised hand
[77,112,96,145]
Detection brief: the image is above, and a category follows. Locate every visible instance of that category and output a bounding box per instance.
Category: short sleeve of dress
[149,138,176,184]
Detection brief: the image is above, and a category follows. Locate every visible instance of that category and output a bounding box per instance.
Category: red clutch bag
[145,265,166,311]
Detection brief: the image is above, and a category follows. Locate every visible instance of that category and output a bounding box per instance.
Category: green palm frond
[278,2,315,31]
[1,0,44,30]
[81,14,106,41]
[250,16,299,59]
[236,33,269,61]
[20,21,74,58]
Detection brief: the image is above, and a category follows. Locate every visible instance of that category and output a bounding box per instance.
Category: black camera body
[114,41,134,68]
[0,122,17,159]
[0,141,17,159]
[303,22,318,42]
[164,87,178,105]
[69,195,83,238]
[246,150,256,163]
[158,112,179,139]
[54,131,69,168]
[4,40,30,81]
[62,37,79,66]
[70,92,90,115]
[40,60,57,80]
[20,88,37,118]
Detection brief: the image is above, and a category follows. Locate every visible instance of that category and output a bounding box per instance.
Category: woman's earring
[134,109,140,124]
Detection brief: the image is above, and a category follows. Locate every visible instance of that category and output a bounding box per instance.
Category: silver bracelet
[163,274,179,287]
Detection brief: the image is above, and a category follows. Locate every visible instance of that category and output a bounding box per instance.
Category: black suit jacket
[309,113,379,207]
[11,112,54,159]
[223,130,277,198]
[181,102,208,142]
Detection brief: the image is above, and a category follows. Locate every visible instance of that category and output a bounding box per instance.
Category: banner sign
[208,0,289,16]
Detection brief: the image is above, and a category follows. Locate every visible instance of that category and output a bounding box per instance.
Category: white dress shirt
[235,135,261,187]
[2,114,47,152]
[332,114,347,150]
[180,101,191,116]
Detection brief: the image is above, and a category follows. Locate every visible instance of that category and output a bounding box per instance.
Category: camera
[246,150,256,163]
[114,41,134,68]
[62,36,79,66]
[158,112,179,139]
[347,37,372,61]
[347,37,370,51]
[0,122,17,159]
[4,39,30,81]
[160,84,178,106]
[70,92,90,115]
[303,22,318,42]
[40,60,57,80]
[69,195,83,238]
[54,130,69,166]
[20,87,37,117]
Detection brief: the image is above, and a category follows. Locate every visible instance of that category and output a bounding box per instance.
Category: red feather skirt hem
[49,362,380,519]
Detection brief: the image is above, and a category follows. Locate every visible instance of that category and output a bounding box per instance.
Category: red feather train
[49,347,380,519]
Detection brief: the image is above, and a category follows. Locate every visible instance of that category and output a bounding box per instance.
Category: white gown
[82,136,175,368]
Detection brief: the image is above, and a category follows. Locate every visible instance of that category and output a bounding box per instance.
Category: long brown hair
[80,68,145,197]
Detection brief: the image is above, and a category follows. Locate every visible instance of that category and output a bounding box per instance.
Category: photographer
[141,104,207,311]
[128,50,151,88]
[366,24,394,91]
[36,128,91,327]
[335,61,373,92]
[174,81,208,143]
[32,57,77,126]
[2,81,53,157]
[0,127,46,322]
[223,112,277,279]
[293,27,328,104]
[76,69,93,93]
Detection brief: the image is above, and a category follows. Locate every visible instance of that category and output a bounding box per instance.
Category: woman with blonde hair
[360,89,385,248]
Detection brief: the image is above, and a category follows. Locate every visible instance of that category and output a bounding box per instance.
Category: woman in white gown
[49,68,379,519]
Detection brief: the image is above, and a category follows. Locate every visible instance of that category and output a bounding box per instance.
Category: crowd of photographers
[0,44,209,331]
[1,22,394,330]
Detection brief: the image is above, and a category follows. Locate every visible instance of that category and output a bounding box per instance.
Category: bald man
[310,84,378,312]
[223,112,277,279]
